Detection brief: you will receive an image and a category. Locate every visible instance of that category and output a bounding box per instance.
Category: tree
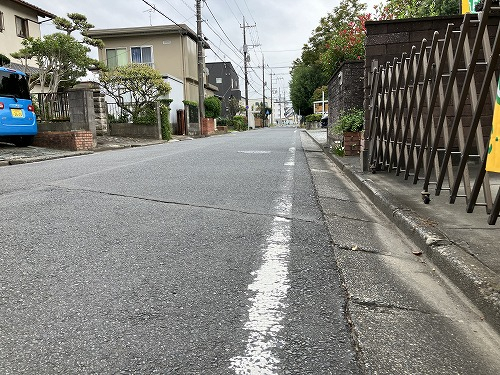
[228,97,244,118]
[312,86,328,102]
[12,34,97,92]
[10,13,102,92]
[299,0,367,69]
[289,64,324,118]
[54,13,104,48]
[99,63,171,122]
[289,0,367,117]
[319,13,371,78]
[374,0,459,18]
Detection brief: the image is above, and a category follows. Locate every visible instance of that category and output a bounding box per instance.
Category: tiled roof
[10,0,56,19]
[6,62,40,76]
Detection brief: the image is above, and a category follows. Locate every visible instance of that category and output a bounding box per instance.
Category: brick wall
[33,131,94,151]
[202,118,216,135]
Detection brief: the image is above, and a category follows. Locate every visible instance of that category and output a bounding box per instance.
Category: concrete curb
[305,131,500,333]
[4,151,94,165]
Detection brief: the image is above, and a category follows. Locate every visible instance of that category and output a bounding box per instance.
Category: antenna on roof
[143,8,154,26]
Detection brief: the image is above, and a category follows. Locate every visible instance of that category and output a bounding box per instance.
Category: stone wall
[68,89,96,137]
[94,91,108,135]
[328,60,365,130]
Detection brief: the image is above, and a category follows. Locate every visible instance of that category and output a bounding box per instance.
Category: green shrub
[334,108,364,133]
[233,115,247,131]
[133,103,156,125]
[305,113,322,122]
[217,117,229,126]
[204,96,221,118]
[160,104,171,141]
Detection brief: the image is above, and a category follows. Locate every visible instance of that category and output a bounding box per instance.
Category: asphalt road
[1,127,500,374]
[0,128,358,374]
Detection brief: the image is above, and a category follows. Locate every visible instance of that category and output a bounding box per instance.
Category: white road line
[230,143,296,374]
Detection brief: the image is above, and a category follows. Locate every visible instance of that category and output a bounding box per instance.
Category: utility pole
[262,55,266,127]
[278,87,282,125]
[270,70,273,126]
[196,0,205,134]
[242,18,249,126]
[241,18,256,127]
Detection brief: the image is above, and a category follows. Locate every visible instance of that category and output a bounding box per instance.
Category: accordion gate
[368,0,500,225]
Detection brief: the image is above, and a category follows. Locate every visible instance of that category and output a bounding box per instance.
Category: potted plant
[334,108,364,156]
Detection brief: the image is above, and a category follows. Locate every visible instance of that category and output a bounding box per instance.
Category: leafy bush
[204,96,221,118]
[305,113,322,122]
[133,102,156,125]
[217,117,230,126]
[217,115,247,131]
[160,104,171,140]
[233,115,247,131]
[334,108,364,133]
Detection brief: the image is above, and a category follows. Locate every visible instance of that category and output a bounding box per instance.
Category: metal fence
[34,92,70,122]
[107,102,132,123]
[367,0,500,224]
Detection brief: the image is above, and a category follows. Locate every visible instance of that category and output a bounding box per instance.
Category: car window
[0,71,31,100]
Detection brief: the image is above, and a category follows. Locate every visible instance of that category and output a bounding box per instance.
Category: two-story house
[0,0,55,80]
[206,62,241,118]
[87,24,218,130]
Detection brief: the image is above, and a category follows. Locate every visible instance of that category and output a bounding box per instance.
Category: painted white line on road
[238,151,271,154]
[230,143,296,374]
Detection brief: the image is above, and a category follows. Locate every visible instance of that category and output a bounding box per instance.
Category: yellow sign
[486,78,500,173]
[462,0,480,13]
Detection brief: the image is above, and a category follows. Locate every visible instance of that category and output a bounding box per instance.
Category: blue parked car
[0,67,37,147]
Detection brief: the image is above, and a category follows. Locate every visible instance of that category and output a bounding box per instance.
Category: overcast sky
[33,0,377,99]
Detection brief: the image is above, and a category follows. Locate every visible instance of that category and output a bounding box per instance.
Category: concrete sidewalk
[305,128,500,333]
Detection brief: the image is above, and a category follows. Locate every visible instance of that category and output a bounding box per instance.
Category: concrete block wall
[109,123,161,139]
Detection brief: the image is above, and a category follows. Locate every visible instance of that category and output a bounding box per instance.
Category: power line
[140,0,193,35]
[161,0,196,27]
[203,1,241,55]
[222,0,241,24]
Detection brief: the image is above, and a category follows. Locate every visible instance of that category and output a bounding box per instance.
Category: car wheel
[13,135,35,147]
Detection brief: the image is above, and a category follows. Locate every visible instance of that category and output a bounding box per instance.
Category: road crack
[50,185,319,223]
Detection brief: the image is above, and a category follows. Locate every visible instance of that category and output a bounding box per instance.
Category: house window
[105,48,128,69]
[131,46,153,67]
[216,77,222,84]
[15,16,29,38]
[0,12,4,32]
